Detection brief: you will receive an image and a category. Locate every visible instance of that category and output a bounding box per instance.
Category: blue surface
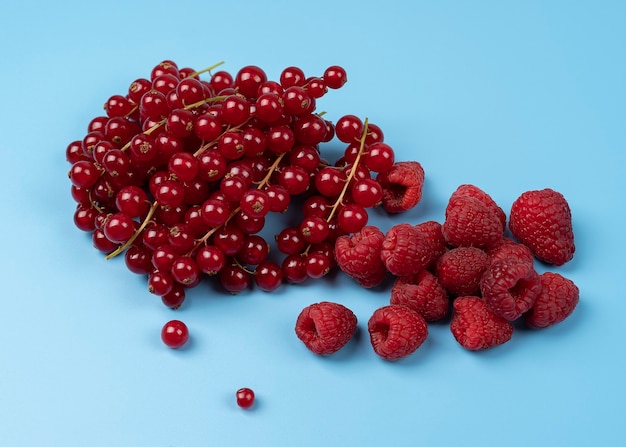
[1,1,625,446]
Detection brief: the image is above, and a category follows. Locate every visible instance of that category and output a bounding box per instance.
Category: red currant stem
[325,117,369,223]
[232,258,255,275]
[192,119,251,158]
[256,152,287,188]
[189,61,226,78]
[104,201,159,260]
[124,104,139,119]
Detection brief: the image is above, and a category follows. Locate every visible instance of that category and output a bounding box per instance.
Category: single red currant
[161,320,189,348]
[236,387,255,409]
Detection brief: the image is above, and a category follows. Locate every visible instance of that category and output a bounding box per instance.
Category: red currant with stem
[293,114,327,145]
[212,225,245,256]
[335,114,363,143]
[266,125,295,154]
[152,74,179,95]
[142,222,169,250]
[209,70,233,92]
[197,149,227,182]
[128,78,152,103]
[103,212,136,244]
[233,211,265,234]
[289,145,321,173]
[236,387,255,409]
[302,195,331,218]
[304,76,327,98]
[152,244,178,272]
[154,180,185,207]
[237,234,270,265]
[151,60,179,80]
[177,77,206,105]
[314,166,346,198]
[218,131,245,160]
[168,224,196,254]
[282,86,311,116]
[161,320,189,348]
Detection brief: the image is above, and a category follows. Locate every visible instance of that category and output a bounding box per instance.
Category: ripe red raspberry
[390,270,449,321]
[334,225,387,288]
[376,161,425,213]
[295,301,358,355]
[450,184,506,228]
[450,296,514,350]
[525,272,579,328]
[442,194,504,249]
[413,220,447,270]
[486,237,534,267]
[435,246,489,297]
[509,188,575,266]
[368,304,428,361]
[380,223,427,277]
[480,258,542,321]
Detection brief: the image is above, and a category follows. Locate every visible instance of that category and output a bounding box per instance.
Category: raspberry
[390,270,449,321]
[413,220,447,270]
[480,258,542,321]
[435,246,489,297]
[334,225,387,288]
[442,194,504,249]
[368,305,428,361]
[509,188,575,266]
[486,237,534,267]
[450,296,514,350]
[525,272,579,329]
[450,184,506,228]
[295,302,358,355]
[376,161,425,213]
[380,223,427,277]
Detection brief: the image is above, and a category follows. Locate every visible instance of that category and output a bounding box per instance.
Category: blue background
[1,1,625,446]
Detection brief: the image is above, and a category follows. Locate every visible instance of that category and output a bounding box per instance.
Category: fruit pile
[66,60,579,358]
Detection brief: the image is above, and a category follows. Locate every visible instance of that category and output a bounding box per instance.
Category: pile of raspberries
[295,183,579,360]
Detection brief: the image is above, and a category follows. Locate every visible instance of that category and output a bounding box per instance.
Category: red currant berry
[293,114,327,145]
[337,203,368,233]
[236,387,255,409]
[103,212,136,244]
[305,251,331,278]
[166,108,195,138]
[170,256,200,285]
[351,178,383,208]
[195,245,226,275]
[234,211,266,235]
[168,151,199,183]
[281,254,308,284]
[128,78,152,103]
[148,270,175,296]
[282,86,312,116]
[240,189,271,219]
[161,284,186,309]
[254,93,284,123]
[115,185,150,218]
[277,166,309,195]
[194,113,223,142]
[323,65,347,89]
[235,65,267,99]
[142,222,169,250]
[221,95,251,126]
[275,227,307,255]
[335,115,364,143]
[69,160,100,188]
[161,320,189,349]
[314,166,346,198]
[151,60,179,80]
[177,77,206,105]
[237,235,270,265]
[364,142,395,173]
[92,228,119,254]
[124,244,154,275]
[280,66,306,88]
[220,264,250,294]
[302,195,331,219]
[152,244,178,272]
[300,216,330,244]
[266,125,296,154]
[254,261,283,292]
[213,225,245,256]
[154,180,185,207]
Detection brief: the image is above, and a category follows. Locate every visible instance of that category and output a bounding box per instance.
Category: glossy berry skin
[236,387,255,409]
[161,320,189,348]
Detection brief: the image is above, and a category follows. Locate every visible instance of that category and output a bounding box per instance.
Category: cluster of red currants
[66,60,401,307]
